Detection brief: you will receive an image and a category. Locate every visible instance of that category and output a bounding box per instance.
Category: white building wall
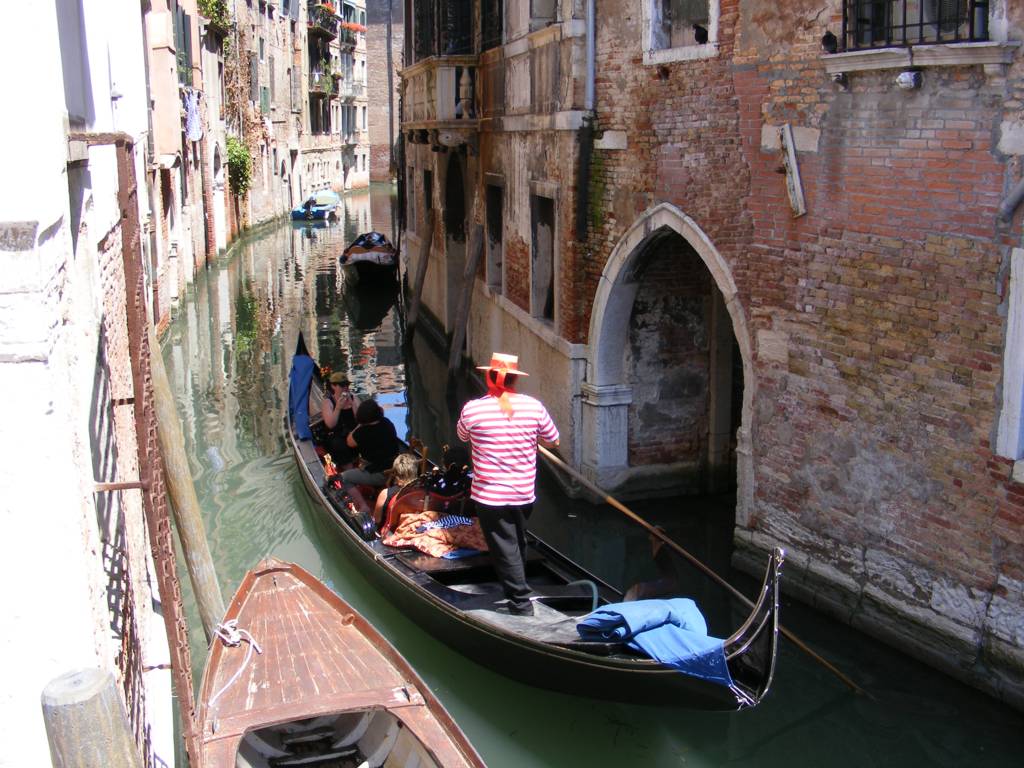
[0,2,173,765]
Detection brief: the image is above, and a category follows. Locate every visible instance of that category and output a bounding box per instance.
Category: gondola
[287,334,783,709]
[339,231,398,287]
[196,557,486,768]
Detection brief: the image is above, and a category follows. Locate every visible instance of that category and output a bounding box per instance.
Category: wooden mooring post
[405,208,436,341]
[41,669,143,768]
[148,324,225,642]
[448,224,485,376]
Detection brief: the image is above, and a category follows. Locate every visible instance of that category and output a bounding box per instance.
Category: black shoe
[509,602,534,616]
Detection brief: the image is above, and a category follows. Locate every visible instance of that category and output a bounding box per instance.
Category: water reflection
[164,185,1023,767]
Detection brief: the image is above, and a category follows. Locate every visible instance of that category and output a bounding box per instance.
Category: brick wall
[366,0,403,181]
[581,0,1024,705]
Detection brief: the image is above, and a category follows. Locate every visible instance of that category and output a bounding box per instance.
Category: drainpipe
[576,1,596,243]
[999,176,1024,222]
[585,0,595,112]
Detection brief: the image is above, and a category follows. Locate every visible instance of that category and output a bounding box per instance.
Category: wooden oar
[537,445,866,696]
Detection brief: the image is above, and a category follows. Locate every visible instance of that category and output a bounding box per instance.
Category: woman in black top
[341,399,400,489]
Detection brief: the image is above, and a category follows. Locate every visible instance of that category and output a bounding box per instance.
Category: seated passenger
[373,453,420,529]
[341,399,400,490]
[321,372,359,468]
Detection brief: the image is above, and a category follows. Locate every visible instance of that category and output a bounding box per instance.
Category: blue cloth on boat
[416,514,474,532]
[576,598,733,688]
[441,547,483,560]
[289,354,316,441]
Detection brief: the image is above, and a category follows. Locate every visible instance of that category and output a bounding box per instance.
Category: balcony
[309,71,338,98]
[307,3,338,39]
[338,79,364,100]
[338,26,357,50]
[341,131,358,145]
[400,55,479,151]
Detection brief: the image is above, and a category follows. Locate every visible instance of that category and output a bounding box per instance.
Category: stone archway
[582,203,754,524]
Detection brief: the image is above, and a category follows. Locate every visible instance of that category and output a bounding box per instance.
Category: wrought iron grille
[842,0,989,50]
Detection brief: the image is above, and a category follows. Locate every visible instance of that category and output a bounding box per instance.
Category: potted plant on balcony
[341,21,366,34]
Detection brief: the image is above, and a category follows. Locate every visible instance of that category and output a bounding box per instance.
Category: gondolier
[457,353,559,616]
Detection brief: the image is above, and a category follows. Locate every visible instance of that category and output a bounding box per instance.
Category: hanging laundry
[185,91,203,142]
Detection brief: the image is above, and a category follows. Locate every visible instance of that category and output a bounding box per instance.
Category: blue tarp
[289,354,315,441]
[576,598,733,688]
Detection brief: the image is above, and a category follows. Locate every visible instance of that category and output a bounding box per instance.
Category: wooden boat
[339,232,398,287]
[288,335,783,709]
[196,557,486,768]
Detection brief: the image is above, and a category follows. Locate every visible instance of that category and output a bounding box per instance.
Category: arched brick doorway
[582,203,754,524]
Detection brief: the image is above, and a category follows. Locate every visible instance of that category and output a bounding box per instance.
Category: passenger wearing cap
[456,353,560,616]
[322,372,359,467]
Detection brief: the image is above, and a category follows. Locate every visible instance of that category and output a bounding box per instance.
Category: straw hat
[328,372,350,386]
[476,352,529,377]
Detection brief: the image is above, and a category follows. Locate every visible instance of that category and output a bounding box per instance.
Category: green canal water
[164,185,1022,767]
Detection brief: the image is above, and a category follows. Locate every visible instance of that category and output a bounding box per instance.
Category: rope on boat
[209,620,263,709]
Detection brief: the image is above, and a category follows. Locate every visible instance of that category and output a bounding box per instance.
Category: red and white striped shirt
[456,393,559,506]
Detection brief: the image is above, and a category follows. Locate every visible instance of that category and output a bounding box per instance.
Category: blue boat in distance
[291,189,341,221]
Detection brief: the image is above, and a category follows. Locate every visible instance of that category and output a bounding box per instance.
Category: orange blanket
[382,511,489,558]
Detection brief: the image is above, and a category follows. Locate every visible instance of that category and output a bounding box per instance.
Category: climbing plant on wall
[226,135,252,196]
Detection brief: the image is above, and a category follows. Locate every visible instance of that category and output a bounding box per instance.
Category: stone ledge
[823,41,1019,75]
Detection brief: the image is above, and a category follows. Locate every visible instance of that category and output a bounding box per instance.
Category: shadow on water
[164,185,1023,767]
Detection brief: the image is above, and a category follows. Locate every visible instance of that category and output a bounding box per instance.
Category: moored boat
[196,557,486,768]
[339,231,398,287]
[291,189,341,221]
[287,334,784,709]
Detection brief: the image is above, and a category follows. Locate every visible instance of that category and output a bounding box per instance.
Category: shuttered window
[249,55,259,102]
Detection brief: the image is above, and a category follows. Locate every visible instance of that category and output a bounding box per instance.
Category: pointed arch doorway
[581,203,754,524]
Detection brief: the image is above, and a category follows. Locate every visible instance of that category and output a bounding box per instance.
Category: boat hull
[291,431,750,709]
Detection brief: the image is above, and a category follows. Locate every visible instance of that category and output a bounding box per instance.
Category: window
[269,55,275,101]
[482,0,503,50]
[173,2,194,86]
[841,1,989,51]
[485,183,503,292]
[530,192,555,322]
[260,86,270,114]
[362,106,367,130]
[406,165,417,233]
[530,0,556,32]
[259,37,265,61]
[423,170,433,213]
[644,0,718,65]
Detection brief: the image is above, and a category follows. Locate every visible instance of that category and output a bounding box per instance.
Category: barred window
[842,1,989,51]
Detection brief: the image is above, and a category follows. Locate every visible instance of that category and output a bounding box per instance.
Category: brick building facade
[401,0,1024,706]
[366,0,403,181]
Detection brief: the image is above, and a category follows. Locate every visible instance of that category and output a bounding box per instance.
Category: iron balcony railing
[307,3,339,39]
[339,79,364,99]
[842,0,989,51]
[338,26,357,49]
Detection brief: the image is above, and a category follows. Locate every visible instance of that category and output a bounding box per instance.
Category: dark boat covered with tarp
[291,189,341,221]
[287,334,783,709]
[340,231,398,286]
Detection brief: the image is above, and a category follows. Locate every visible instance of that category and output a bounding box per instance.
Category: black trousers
[475,502,533,611]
